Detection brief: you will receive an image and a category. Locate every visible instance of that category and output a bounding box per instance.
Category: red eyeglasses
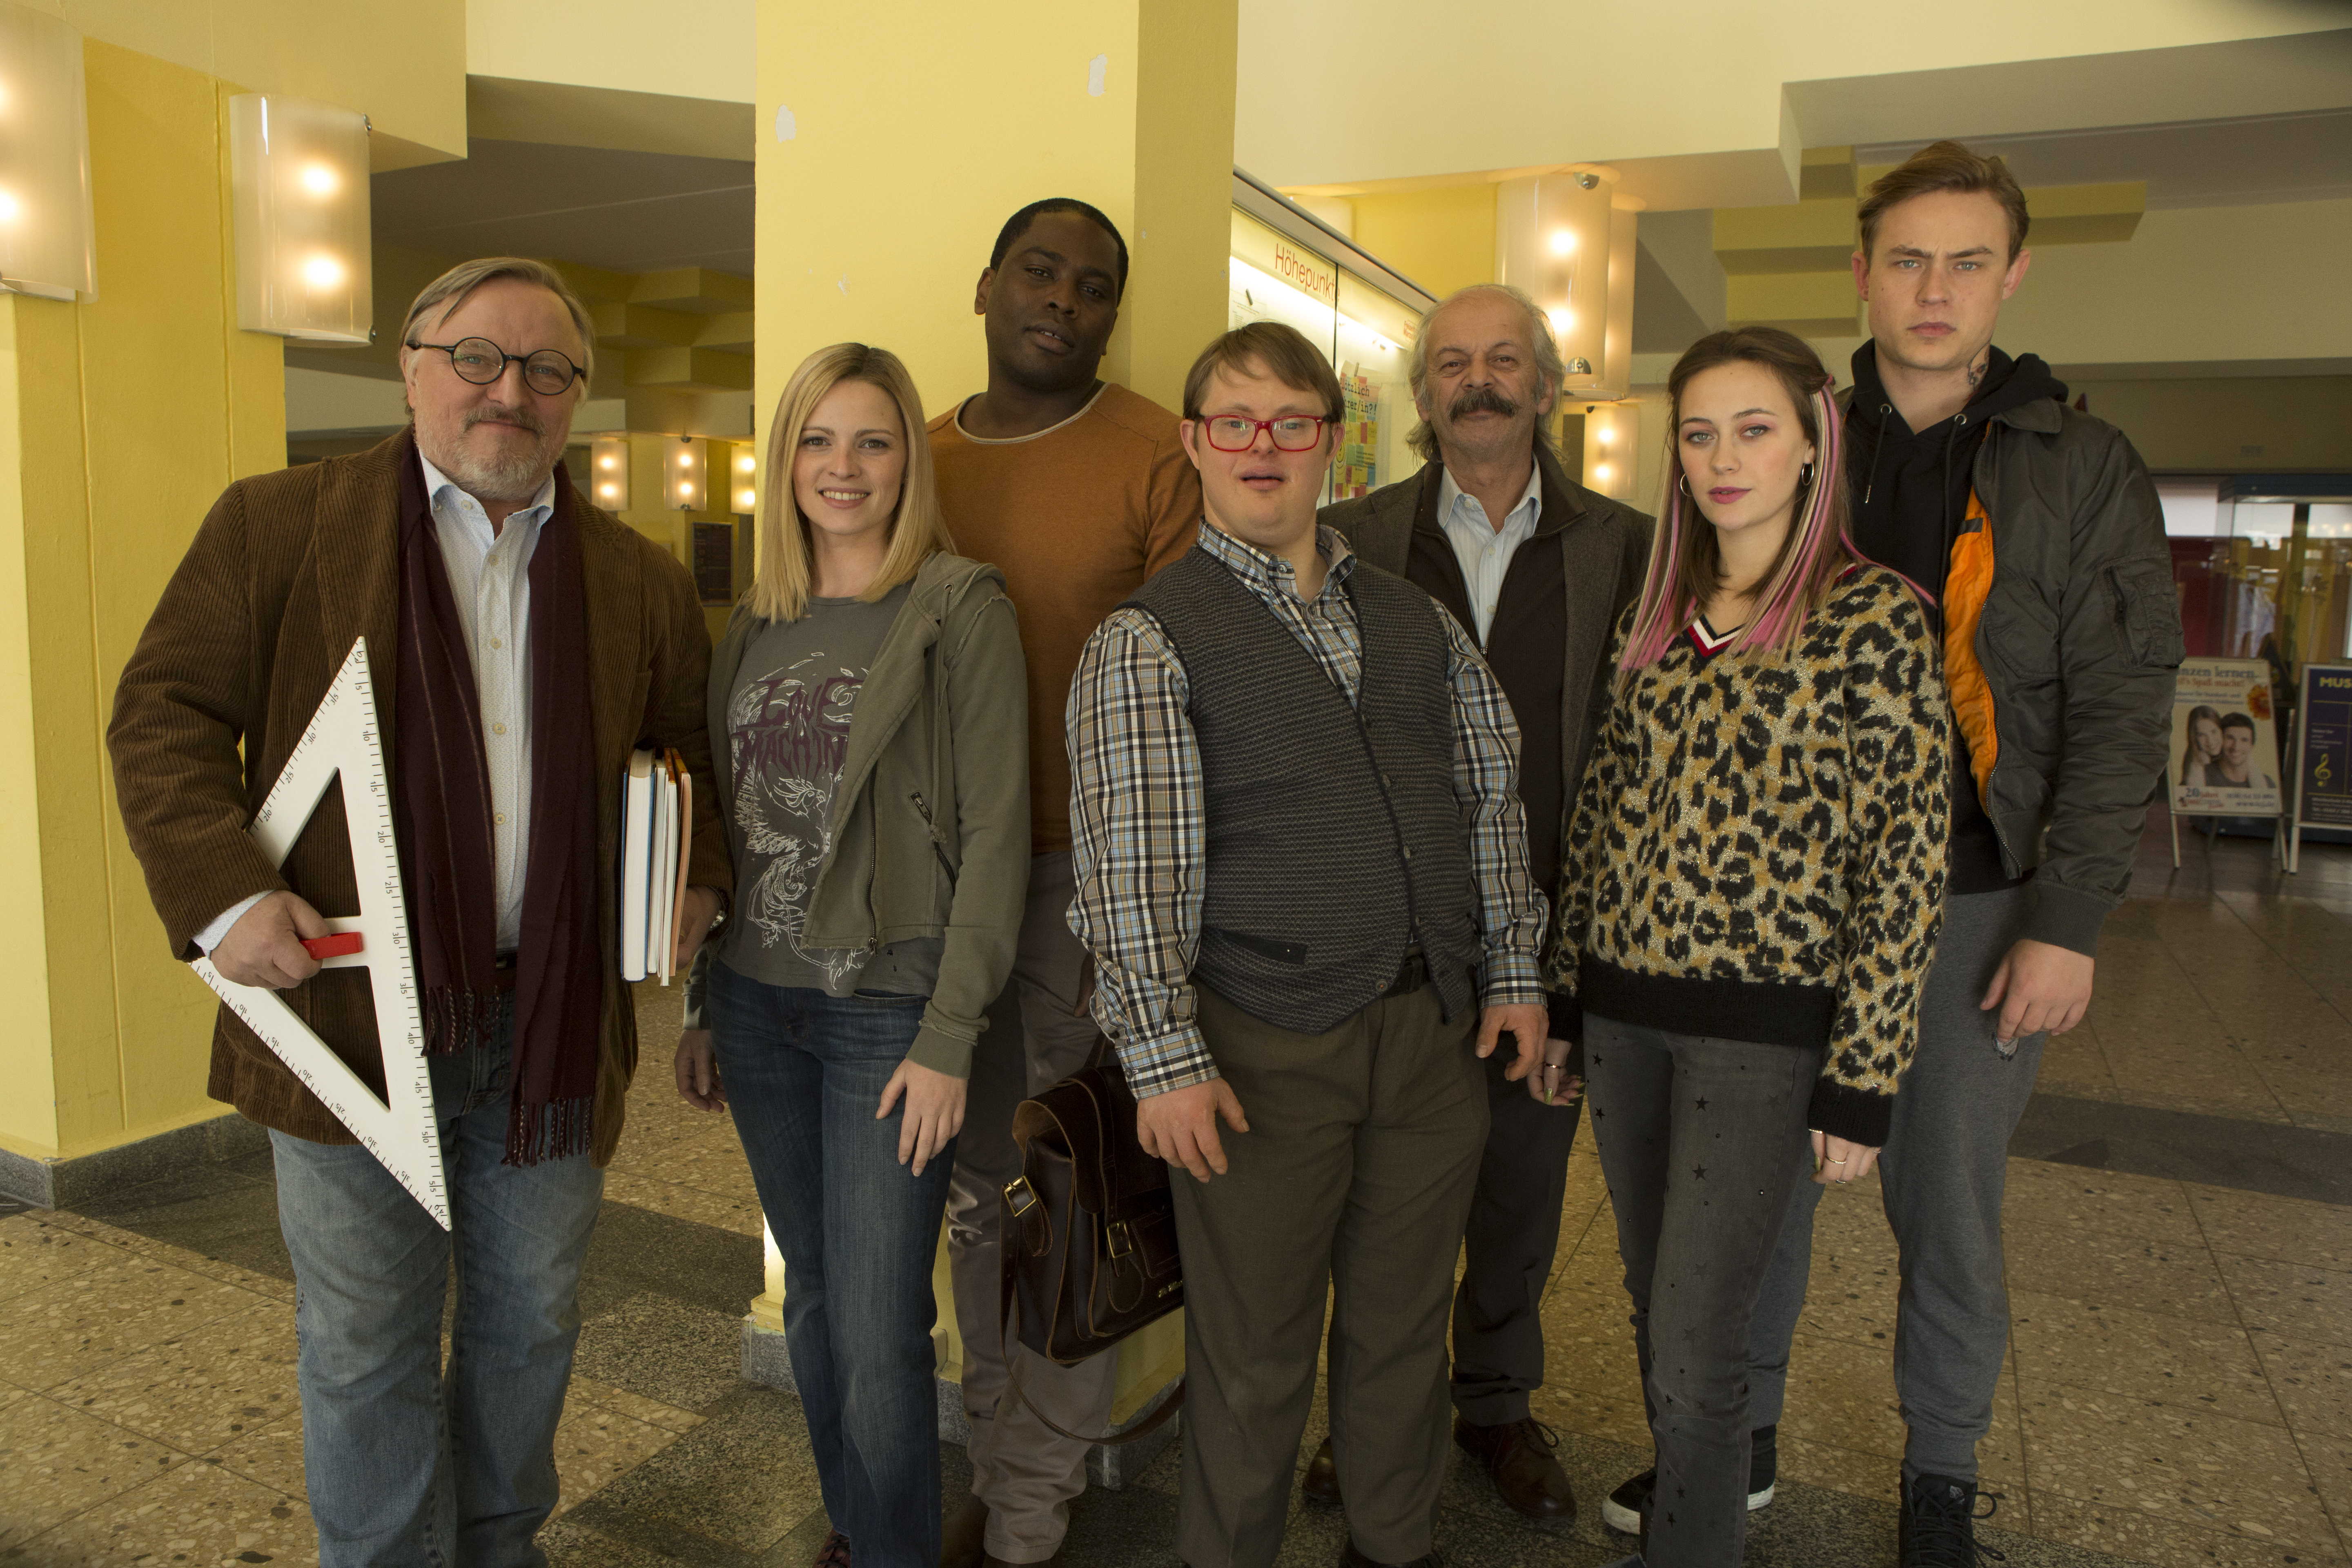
[1199,415,1329,452]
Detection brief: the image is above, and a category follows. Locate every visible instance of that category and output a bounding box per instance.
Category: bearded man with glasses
[109,257,729,1568]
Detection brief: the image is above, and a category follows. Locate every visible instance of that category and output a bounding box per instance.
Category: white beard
[434,440,555,503]
[416,405,562,503]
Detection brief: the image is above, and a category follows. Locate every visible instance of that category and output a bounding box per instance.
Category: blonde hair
[749,343,952,622]
[400,256,597,386]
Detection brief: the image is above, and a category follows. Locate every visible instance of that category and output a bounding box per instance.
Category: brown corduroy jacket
[107,431,731,1165]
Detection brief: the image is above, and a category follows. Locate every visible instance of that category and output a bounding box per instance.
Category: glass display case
[1228,172,1437,503]
[2163,477,2352,664]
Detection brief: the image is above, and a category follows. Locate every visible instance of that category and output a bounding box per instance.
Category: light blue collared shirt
[418,452,555,952]
[1435,459,1544,644]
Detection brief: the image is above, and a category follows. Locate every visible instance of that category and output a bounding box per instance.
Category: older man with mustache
[109,257,728,1568]
[1313,282,1652,1528]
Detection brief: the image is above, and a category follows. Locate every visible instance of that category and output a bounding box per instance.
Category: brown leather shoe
[814,1529,852,1568]
[939,1496,988,1568]
[1302,1435,1342,1505]
[1452,1414,1577,1524]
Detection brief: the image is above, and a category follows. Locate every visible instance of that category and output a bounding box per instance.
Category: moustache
[1447,386,1519,421]
[463,404,548,437]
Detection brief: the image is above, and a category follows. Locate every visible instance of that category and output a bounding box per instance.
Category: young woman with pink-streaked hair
[1551,327,1951,1568]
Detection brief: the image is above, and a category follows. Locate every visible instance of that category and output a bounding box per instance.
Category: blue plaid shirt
[1066,522,1547,1098]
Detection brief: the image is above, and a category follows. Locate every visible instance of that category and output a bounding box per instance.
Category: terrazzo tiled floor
[2,829,2346,1567]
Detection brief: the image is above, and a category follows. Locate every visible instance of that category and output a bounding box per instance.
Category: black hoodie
[1845,343,2067,895]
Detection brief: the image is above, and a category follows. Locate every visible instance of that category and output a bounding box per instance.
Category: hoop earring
[1799,462,1815,491]
[1677,473,1692,498]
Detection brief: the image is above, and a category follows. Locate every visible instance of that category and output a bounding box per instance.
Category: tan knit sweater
[928,383,1200,854]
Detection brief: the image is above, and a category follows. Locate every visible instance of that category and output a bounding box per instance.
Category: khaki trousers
[1172,980,1489,1568]
[945,851,1120,1562]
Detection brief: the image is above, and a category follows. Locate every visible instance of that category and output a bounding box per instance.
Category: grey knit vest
[1123,546,1479,1033]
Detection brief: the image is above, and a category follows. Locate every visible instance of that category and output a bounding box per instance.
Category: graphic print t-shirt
[717,586,936,996]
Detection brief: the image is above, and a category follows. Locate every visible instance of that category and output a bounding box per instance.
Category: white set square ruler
[190,637,449,1227]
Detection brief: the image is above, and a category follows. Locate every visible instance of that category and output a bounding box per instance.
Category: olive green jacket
[684,553,1029,1076]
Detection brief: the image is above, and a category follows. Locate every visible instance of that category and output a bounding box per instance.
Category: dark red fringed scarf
[394,432,604,1165]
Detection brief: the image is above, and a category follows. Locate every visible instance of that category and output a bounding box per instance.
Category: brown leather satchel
[998,1050,1185,1444]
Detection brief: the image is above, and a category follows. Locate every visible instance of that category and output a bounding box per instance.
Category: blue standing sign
[2287,662,2352,873]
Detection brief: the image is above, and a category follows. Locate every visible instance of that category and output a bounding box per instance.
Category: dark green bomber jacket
[1928,391,2185,955]
[682,552,1030,1076]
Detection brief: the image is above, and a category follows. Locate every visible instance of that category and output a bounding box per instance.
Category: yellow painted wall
[0,305,67,1153]
[0,40,287,1163]
[755,0,1236,434]
[2072,376,2352,475]
[1123,3,1242,416]
[31,0,467,166]
[2001,200,2352,371]
[1348,184,1497,301]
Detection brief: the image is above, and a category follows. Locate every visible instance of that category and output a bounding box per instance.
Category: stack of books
[619,747,693,984]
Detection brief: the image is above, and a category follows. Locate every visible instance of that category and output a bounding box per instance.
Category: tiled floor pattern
[2,831,2345,1566]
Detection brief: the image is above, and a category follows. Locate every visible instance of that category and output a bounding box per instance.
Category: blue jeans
[709,960,954,1568]
[270,997,605,1568]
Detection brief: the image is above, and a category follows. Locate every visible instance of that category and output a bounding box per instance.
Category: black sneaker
[1899,1471,2006,1566]
[1599,1425,1779,1535]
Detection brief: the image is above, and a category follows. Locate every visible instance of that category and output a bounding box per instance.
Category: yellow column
[751,0,1234,1432]
[0,41,288,1169]
[754,0,1237,423]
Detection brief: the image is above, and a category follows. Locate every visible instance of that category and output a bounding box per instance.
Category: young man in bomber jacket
[1723,142,2182,1568]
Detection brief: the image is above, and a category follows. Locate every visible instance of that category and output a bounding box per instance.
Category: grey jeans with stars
[1584,1016,1824,1568]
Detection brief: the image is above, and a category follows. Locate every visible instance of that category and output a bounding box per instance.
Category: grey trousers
[1172,980,1488,1568]
[944,851,1120,1563]
[1450,1036,1584,1424]
[1585,1017,1824,1568]
[1748,883,2048,1483]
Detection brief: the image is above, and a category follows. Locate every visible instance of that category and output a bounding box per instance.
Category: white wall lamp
[732,449,757,514]
[0,4,97,301]
[229,93,371,342]
[591,436,630,510]
[1582,401,1641,504]
[672,437,707,512]
[1496,169,1615,398]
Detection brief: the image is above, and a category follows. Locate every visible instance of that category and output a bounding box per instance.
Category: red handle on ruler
[301,933,365,960]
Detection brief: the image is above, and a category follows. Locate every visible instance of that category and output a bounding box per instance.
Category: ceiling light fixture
[230,94,370,341]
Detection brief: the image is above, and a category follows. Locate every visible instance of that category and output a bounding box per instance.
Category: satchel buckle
[1105,1219,1134,1261]
[1003,1177,1039,1218]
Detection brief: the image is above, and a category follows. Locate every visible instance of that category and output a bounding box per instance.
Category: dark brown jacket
[107,432,730,1165]
[1323,442,1651,911]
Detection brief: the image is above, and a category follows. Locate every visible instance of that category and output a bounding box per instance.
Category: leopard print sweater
[1550,566,1950,1145]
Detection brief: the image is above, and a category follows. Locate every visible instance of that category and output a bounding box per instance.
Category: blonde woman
[677,343,1028,1568]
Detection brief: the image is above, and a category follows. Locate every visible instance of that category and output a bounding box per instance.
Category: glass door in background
[1225,176,1436,506]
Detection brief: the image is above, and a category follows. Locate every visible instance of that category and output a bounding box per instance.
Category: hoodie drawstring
[1863,403,1893,506]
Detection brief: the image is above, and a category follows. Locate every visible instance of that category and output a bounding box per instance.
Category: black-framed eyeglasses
[1201,414,1329,452]
[408,337,585,396]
